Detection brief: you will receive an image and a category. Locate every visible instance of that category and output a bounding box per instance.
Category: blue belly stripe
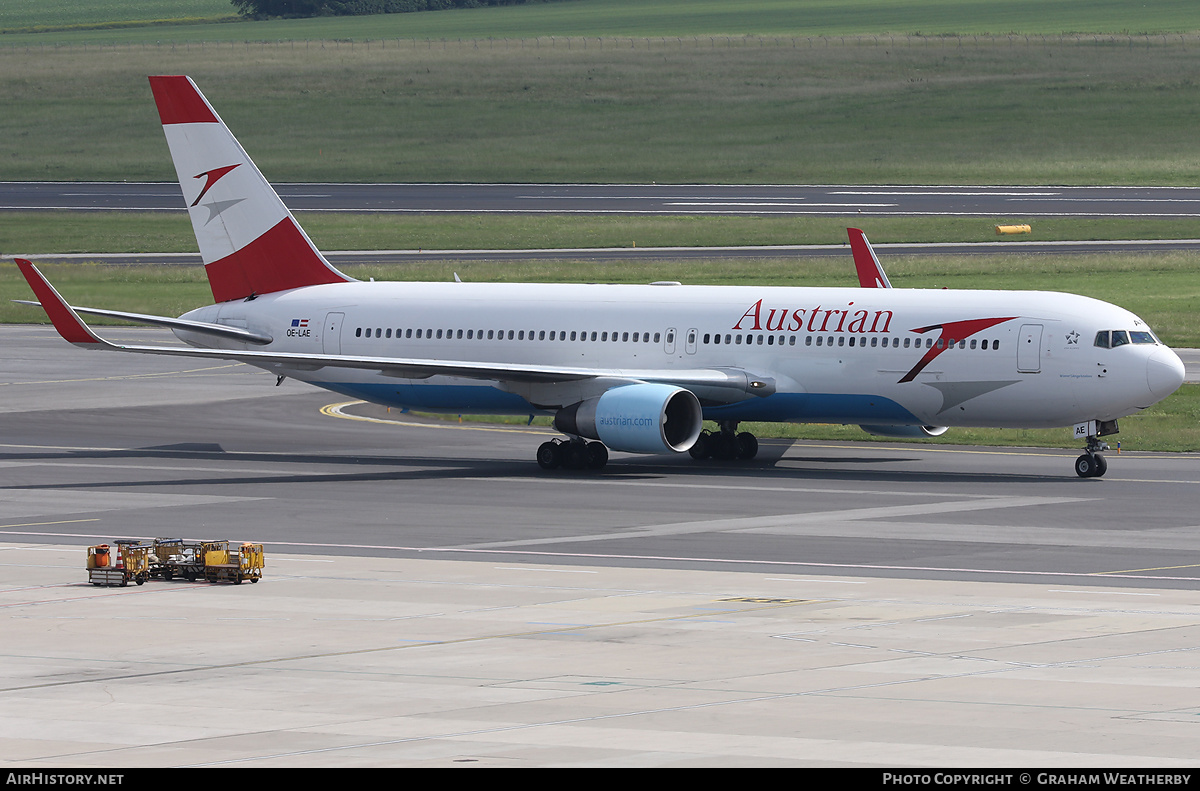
[311,381,921,425]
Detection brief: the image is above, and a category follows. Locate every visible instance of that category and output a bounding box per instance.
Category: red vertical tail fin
[149,76,352,302]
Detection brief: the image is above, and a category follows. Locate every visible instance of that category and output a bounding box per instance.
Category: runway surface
[19,236,1200,268]
[9,182,1200,217]
[3,326,1200,766]
[12,181,1200,264]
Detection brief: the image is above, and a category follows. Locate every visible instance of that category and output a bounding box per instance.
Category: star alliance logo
[1066,330,1080,345]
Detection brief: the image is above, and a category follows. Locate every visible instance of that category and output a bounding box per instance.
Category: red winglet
[15,259,104,346]
[149,75,219,126]
[848,228,893,289]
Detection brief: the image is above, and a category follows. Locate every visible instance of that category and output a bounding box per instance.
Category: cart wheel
[250,577,258,583]
[135,573,146,586]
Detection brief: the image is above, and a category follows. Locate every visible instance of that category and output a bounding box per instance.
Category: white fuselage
[179,281,1184,430]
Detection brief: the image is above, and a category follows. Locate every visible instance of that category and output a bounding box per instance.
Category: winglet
[15,259,108,347]
[848,228,893,289]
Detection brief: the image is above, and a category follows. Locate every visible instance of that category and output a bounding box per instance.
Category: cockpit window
[1097,329,1159,349]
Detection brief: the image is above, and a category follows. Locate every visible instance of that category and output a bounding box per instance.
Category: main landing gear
[537,438,609,471]
[689,421,759,462]
[1075,436,1109,478]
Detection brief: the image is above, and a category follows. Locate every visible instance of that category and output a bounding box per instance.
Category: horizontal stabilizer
[13,297,272,345]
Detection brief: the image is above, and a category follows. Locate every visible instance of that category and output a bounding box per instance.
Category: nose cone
[1147,347,1186,401]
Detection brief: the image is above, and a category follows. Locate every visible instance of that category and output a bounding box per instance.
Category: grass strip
[5,37,1200,185]
[7,212,1200,255]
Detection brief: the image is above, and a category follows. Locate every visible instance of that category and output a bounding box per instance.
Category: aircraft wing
[16,259,774,401]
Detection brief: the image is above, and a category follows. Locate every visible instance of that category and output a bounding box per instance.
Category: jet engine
[859,424,949,438]
[554,383,703,454]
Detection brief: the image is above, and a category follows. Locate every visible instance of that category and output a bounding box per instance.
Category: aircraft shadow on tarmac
[0,440,1068,489]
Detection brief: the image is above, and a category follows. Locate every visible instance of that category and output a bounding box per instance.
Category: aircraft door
[685,328,698,355]
[323,312,345,355]
[664,327,677,355]
[1017,323,1042,373]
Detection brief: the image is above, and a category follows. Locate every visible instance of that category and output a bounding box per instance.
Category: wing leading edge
[15,259,775,401]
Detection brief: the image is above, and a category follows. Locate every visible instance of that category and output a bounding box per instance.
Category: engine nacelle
[554,383,703,454]
[859,424,949,439]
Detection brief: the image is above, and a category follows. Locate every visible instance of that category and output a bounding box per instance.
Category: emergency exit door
[323,312,345,355]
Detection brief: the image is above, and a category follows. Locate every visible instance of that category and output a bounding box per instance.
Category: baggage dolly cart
[86,540,151,587]
[151,538,207,582]
[200,540,264,584]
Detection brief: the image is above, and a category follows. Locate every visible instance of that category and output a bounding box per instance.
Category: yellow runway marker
[1096,563,1200,575]
[0,362,246,388]
[0,519,101,531]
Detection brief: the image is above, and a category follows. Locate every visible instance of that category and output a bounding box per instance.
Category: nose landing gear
[1075,437,1109,478]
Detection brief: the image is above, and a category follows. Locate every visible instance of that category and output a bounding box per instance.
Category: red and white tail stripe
[148,76,351,303]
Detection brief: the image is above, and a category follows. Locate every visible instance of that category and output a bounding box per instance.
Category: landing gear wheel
[564,442,590,470]
[713,431,739,460]
[586,441,608,470]
[1075,453,1107,478]
[537,440,563,470]
[736,432,759,460]
[689,426,760,462]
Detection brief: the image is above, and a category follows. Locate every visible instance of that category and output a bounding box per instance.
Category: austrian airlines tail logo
[898,317,1016,383]
[190,164,241,207]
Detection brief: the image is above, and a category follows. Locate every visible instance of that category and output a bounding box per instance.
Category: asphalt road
[8,182,1200,217]
[11,181,1200,263]
[4,326,1200,591]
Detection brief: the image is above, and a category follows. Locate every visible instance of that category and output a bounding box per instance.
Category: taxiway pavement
[2,326,1199,767]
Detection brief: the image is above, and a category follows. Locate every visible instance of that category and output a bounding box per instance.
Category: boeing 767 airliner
[16,76,1186,477]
